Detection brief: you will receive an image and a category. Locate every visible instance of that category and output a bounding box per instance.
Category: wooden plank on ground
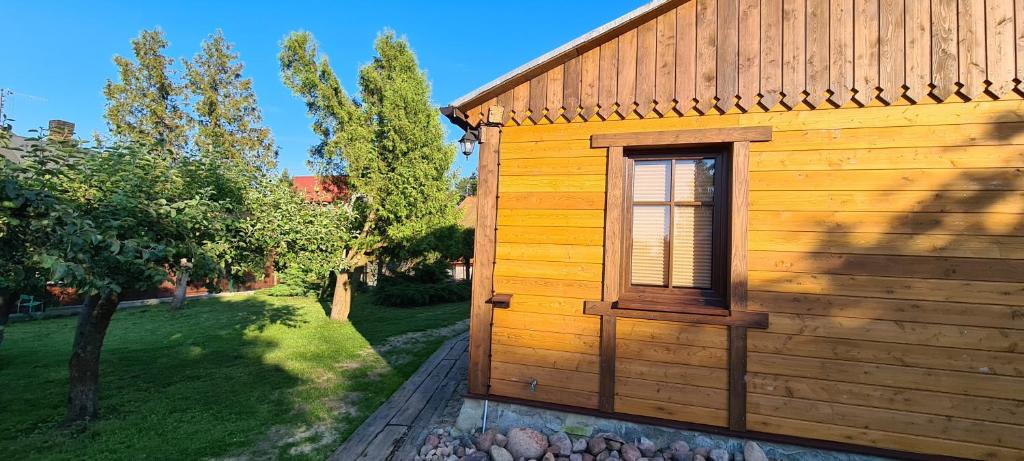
[355,425,408,461]
[392,353,469,461]
[327,334,463,461]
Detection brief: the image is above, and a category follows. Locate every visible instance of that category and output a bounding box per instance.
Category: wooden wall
[459,0,1024,127]
[486,97,1024,460]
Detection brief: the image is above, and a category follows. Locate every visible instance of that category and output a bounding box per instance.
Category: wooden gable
[451,0,1024,126]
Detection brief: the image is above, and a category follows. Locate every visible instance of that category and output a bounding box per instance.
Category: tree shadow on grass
[0,295,354,460]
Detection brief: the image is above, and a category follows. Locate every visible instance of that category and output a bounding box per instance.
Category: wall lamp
[459,127,480,158]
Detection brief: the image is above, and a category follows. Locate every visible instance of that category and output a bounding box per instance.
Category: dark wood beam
[467,116,502,395]
[591,126,772,148]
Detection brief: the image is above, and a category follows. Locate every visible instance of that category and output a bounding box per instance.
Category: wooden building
[443,1,1024,459]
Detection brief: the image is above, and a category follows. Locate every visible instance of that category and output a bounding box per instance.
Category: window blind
[630,206,668,285]
[629,158,715,289]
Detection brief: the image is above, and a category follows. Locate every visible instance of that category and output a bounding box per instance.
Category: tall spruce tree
[103,29,189,158]
[186,30,277,171]
[280,30,458,321]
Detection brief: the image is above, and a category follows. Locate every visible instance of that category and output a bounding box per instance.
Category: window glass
[630,206,668,285]
[632,160,670,201]
[673,159,715,202]
[629,156,716,290]
[672,205,713,288]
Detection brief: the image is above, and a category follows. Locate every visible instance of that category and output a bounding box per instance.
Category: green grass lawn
[0,292,469,461]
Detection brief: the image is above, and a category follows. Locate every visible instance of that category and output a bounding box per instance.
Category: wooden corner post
[598,145,624,413]
[468,109,502,396]
[728,140,750,431]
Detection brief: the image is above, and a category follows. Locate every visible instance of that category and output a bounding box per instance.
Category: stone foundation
[449,398,895,461]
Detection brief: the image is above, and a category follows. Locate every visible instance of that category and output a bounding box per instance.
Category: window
[621,149,727,311]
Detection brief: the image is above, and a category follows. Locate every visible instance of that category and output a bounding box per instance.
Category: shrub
[372,278,470,307]
[262,284,315,298]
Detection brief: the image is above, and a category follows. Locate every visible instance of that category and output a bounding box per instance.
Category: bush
[372,278,470,307]
[262,284,315,297]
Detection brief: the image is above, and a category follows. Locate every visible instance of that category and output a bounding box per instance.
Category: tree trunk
[170,270,190,311]
[0,289,16,349]
[66,293,119,424]
[329,271,351,322]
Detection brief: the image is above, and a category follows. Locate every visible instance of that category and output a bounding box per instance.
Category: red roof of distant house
[458,196,477,228]
[292,176,348,203]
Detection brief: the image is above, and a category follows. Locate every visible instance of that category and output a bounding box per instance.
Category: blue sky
[2,0,647,177]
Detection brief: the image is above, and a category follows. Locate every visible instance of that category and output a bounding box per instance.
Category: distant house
[1,120,75,163]
[450,196,476,282]
[291,175,348,203]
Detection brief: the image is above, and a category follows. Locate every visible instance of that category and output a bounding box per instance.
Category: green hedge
[372,279,470,307]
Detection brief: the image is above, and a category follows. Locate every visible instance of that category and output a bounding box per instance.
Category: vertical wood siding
[459,1,1024,125]
[489,98,1024,460]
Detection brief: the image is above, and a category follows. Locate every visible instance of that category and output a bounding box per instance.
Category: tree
[279,31,459,321]
[103,29,190,158]
[164,156,241,310]
[0,129,50,348]
[9,138,222,422]
[186,30,277,171]
[456,173,478,198]
[249,176,353,297]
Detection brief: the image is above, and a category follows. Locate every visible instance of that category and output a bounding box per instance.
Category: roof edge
[449,0,678,110]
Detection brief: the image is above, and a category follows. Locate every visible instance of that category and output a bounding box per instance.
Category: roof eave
[448,0,678,111]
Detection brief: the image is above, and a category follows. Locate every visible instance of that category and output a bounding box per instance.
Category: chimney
[48,120,75,142]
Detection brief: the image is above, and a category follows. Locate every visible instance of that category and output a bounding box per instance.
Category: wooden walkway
[328,332,469,461]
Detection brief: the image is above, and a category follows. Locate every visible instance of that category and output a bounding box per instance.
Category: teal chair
[17,295,44,318]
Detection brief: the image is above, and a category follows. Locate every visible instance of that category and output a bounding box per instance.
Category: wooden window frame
[585,126,772,326]
[620,149,728,315]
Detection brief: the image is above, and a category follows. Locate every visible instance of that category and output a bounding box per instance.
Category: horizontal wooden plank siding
[484,93,1024,459]
[489,145,605,409]
[614,320,730,426]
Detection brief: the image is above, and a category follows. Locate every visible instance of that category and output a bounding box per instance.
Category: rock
[638,438,657,457]
[570,454,584,461]
[544,453,557,461]
[587,437,607,455]
[693,448,710,457]
[491,445,515,461]
[455,399,485,433]
[550,432,573,456]
[572,438,588,453]
[420,444,432,457]
[455,446,466,457]
[670,452,693,461]
[596,450,611,461]
[694,456,706,461]
[464,451,489,461]
[495,433,509,448]
[596,432,625,443]
[582,454,596,461]
[593,433,624,451]
[621,443,642,461]
[743,442,767,461]
[708,448,729,461]
[507,428,549,460]
[477,429,499,451]
[669,441,690,454]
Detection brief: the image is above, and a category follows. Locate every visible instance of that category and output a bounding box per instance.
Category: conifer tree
[186,30,277,171]
[280,30,458,321]
[103,29,189,158]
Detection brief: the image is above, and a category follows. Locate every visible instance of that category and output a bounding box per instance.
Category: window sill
[583,300,768,329]
[617,293,729,316]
